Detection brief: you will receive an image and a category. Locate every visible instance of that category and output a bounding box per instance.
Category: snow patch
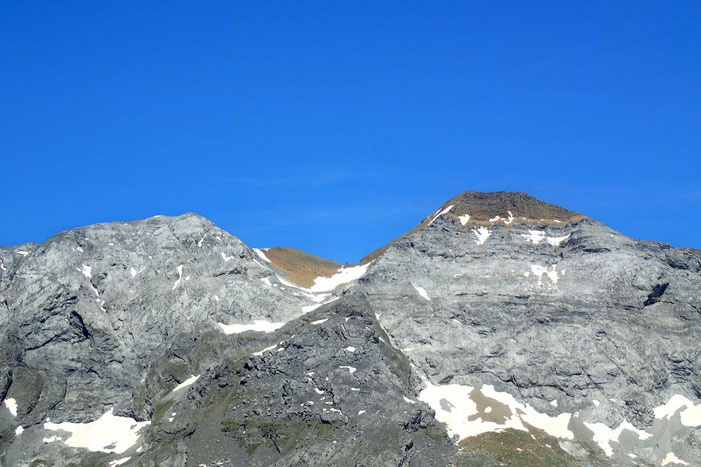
[504,211,514,225]
[253,248,270,263]
[345,346,356,352]
[309,263,371,293]
[172,265,183,290]
[403,396,416,404]
[662,452,690,466]
[80,264,92,278]
[419,382,574,442]
[253,344,278,356]
[428,205,454,226]
[277,275,299,288]
[3,398,17,416]
[172,375,200,392]
[521,230,546,244]
[459,214,470,226]
[583,420,652,457]
[218,320,285,334]
[109,458,132,467]
[44,409,150,454]
[130,267,145,278]
[487,212,515,225]
[529,265,561,286]
[654,394,701,427]
[274,275,340,315]
[481,384,574,440]
[412,284,430,300]
[472,227,491,245]
[15,426,23,435]
[339,365,357,374]
[221,252,234,262]
[16,250,29,257]
[547,234,570,246]
[311,318,328,325]
[522,230,570,247]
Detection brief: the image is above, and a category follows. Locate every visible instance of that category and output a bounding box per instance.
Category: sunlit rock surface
[1,192,700,466]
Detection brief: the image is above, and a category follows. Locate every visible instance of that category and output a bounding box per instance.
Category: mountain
[1,191,700,466]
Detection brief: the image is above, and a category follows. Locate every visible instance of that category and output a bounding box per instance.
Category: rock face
[1,191,700,466]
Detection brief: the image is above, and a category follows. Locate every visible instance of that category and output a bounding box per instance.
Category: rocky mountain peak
[430,190,586,227]
[361,190,586,264]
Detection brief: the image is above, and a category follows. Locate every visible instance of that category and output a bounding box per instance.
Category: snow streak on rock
[171,375,200,392]
[309,263,371,293]
[428,205,454,226]
[217,321,285,334]
[412,283,430,300]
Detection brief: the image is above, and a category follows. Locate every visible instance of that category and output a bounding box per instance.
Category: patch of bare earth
[263,247,341,288]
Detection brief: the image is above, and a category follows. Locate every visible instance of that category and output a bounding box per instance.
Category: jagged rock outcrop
[0,191,699,466]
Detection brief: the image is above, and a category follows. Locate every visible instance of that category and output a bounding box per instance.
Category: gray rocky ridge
[0,191,700,466]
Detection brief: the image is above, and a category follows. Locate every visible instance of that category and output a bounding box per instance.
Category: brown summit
[360,191,585,264]
[438,191,584,225]
[262,247,341,288]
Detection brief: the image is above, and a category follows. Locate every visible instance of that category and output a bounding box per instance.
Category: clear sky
[2,2,700,263]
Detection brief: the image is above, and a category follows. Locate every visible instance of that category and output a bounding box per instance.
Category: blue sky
[2,2,700,263]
